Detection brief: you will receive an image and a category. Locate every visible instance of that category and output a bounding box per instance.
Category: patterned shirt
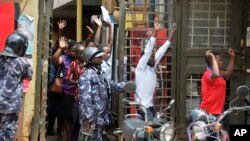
[65,59,84,99]
[61,54,76,95]
[78,66,125,126]
[101,58,112,80]
[0,56,33,114]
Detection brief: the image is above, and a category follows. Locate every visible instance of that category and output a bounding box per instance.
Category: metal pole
[112,23,118,81]
[30,0,44,140]
[77,0,82,42]
[118,0,126,127]
[117,1,126,140]
[39,0,53,140]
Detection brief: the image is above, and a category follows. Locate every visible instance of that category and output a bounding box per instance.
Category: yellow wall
[17,1,39,141]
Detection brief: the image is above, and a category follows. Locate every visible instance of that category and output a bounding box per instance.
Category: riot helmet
[0,32,28,57]
[82,47,105,64]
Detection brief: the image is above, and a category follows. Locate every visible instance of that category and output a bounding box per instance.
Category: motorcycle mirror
[230,85,249,107]
[236,85,249,98]
[162,99,175,112]
[124,81,136,93]
[169,99,175,106]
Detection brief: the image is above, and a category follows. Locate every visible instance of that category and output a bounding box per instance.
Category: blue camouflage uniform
[78,66,125,141]
[0,56,33,141]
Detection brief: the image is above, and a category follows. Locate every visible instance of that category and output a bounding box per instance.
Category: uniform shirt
[78,66,125,126]
[101,58,112,80]
[200,69,226,114]
[135,37,171,108]
[0,56,33,114]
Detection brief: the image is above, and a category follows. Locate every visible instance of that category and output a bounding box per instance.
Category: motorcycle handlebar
[122,98,140,106]
[217,106,250,122]
[122,98,149,122]
[147,121,162,127]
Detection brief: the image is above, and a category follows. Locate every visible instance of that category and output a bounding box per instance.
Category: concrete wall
[16,1,39,141]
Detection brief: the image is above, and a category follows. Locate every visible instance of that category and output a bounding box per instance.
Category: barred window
[188,0,232,48]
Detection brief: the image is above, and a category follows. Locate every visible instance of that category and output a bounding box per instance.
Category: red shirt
[200,69,226,114]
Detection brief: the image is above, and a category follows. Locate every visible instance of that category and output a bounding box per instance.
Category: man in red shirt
[200,49,235,132]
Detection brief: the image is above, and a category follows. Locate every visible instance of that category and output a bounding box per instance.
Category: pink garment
[23,79,30,93]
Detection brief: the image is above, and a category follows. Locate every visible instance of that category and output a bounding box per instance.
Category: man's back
[0,56,32,114]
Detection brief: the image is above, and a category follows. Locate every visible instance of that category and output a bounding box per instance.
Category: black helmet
[0,32,28,57]
[82,47,106,65]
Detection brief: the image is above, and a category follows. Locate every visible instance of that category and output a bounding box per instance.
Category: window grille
[124,0,174,114]
[188,0,232,48]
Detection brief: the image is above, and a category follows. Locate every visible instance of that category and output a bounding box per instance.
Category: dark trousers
[61,93,75,141]
[72,100,80,141]
[46,91,63,136]
[0,113,18,141]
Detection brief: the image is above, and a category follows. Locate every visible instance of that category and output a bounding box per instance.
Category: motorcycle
[187,85,250,141]
[113,82,176,141]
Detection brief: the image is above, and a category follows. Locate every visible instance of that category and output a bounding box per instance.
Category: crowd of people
[47,15,118,141]
[0,13,237,141]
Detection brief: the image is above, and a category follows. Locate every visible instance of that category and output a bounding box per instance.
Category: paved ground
[46,132,119,141]
[45,127,65,141]
[46,134,66,141]
[46,135,58,141]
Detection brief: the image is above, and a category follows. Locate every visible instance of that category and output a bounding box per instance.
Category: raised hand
[103,20,111,27]
[86,26,94,37]
[227,48,235,57]
[168,23,177,41]
[94,18,102,27]
[150,17,161,37]
[91,15,102,27]
[205,50,214,58]
[57,20,67,30]
[59,36,68,49]
[154,17,161,31]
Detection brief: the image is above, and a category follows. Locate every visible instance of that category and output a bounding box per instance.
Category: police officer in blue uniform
[0,31,33,141]
[78,47,125,141]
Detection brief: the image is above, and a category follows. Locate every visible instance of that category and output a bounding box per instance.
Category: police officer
[0,31,33,141]
[78,47,125,141]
